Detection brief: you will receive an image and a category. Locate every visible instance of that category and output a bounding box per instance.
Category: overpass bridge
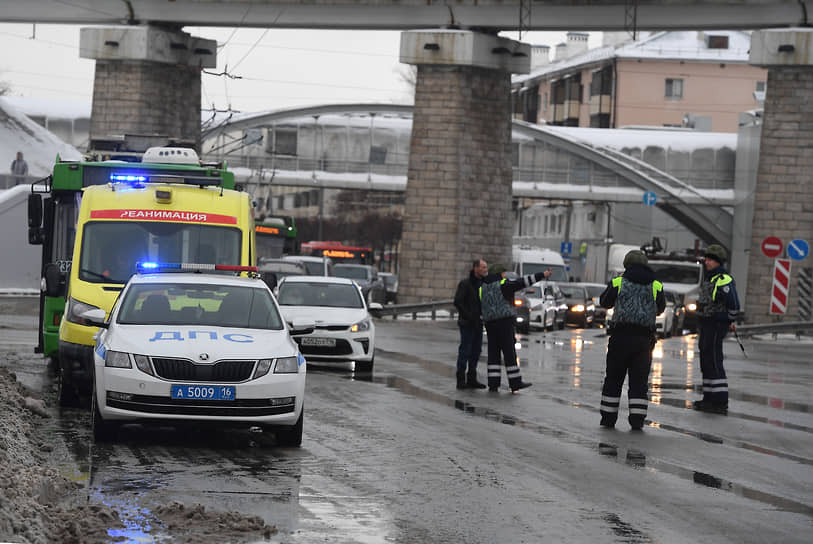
[2,1,811,322]
[200,103,734,246]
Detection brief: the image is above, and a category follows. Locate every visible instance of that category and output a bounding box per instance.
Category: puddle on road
[366,371,813,516]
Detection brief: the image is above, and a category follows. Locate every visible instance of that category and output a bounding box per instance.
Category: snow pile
[0,97,82,177]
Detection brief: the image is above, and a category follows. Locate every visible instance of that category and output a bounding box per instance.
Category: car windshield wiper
[80,268,120,284]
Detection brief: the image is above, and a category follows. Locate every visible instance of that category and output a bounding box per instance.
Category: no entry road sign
[761,236,783,258]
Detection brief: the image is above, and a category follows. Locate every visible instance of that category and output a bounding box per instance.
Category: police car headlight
[133,354,153,375]
[350,319,371,333]
[105,350,131,368]
[274,356,299,374]
[254,358,273,378]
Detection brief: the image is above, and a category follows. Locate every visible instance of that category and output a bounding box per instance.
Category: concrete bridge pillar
[80,26,217,150]
[397,30,530,302]
[747,29,813,322]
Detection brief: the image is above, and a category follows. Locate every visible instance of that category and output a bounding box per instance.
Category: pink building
[514,31,767,133]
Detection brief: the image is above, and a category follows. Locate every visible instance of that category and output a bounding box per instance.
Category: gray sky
[0,23,601,114]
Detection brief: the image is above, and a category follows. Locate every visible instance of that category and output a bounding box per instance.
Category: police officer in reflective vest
[599,250,665,430]
[479,263,551,393]
[694,244,740,414]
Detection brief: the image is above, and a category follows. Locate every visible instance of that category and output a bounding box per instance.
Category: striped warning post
[799,268,812,320]
[770,258,791,315]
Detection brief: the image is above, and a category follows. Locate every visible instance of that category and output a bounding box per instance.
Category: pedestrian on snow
[599,250,665,430]
[453,258,489,389]
[10,151,28,182]
[693,244,740,414]
[480,263,551,393]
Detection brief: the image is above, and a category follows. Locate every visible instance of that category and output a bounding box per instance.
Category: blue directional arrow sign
[788,239,809,261]
[642,191,657,206]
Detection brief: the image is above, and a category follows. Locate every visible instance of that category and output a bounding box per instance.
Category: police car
[85,263,311,446]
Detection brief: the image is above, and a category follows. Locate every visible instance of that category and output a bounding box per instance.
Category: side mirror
[289,317,315,335]
[28,194,42,228]
[261,271,278,290]
[368,302,383,311]
[80,308,108,328]
[43,263,66,297]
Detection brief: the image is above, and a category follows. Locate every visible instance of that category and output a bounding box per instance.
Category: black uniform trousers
[600,332,652,427]
[698,319,729,406]
[484,317,524,389]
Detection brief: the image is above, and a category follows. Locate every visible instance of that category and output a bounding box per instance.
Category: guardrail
[735,321,813,338]
[369,299,457,321]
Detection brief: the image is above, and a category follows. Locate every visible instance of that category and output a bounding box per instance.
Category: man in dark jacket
[480,263,551,393]
[599,250,666,430]
[693,244,740,414]
[454,259,488,389]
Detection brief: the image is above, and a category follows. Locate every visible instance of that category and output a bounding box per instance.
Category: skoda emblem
[199,353,209,361]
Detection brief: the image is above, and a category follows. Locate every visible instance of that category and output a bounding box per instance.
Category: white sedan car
[86,269,309,446]
[276,276,379,372]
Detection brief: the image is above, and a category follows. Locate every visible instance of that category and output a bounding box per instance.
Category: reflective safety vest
[479,278,515,322]
[698,272,735,317]
[610,276,663,328]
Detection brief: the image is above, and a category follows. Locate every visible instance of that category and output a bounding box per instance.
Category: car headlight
[133,354,153,375]
[254,358,273,378]
[514,299,524,307]
[273,356,299,374]
[105,350,131,368]
[687,302,697,312]
[66,297,103,326]
[606,308,614,317]
[351,319,371,332]
[572,304,585,312]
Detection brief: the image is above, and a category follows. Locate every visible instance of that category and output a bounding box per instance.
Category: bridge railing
[735,321,813,338]
[369,300,456,321]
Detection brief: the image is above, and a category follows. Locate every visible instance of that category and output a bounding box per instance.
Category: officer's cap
[489,263,506,275]
[623,250,648,268]
[703,244,727,263]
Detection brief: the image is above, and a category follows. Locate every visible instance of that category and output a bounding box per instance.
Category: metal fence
[369,299,456,321]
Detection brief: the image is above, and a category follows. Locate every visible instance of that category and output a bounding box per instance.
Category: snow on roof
[0,98,83,177]
[548,125,737,153]
[1,96,91,120]
[514,30,751,86]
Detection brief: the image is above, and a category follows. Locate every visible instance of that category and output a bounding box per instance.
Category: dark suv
[333,264,386,304]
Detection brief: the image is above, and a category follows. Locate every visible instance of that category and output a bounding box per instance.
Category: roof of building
[514,30,753,87]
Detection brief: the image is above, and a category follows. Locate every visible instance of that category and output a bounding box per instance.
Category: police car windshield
[278,281,364,308]
[117,283,283,329]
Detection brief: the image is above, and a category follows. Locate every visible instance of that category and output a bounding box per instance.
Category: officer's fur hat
[703,244,727,263]
[623,250,648,268]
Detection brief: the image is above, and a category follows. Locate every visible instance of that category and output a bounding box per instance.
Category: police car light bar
[136,262,259,273]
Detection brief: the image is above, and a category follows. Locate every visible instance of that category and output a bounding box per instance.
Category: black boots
[457,371,487,389]
[511,381,532,393]
[693,400,728,414]
[467,373,487,389]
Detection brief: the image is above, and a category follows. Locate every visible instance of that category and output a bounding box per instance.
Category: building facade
[514,31,767,133]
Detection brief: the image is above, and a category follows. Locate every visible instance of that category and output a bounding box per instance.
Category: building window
[274,128,298,156]
[665,78,683,99]
[543,92,548,113]
[706,35,729,49]
[544,216,549,233]
[756,81,766,93]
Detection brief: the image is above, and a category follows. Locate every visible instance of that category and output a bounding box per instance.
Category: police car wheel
[274,409,303,447]
[92,391,117,442]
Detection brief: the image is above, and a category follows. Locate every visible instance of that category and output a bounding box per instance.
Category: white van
[512,245,568,282]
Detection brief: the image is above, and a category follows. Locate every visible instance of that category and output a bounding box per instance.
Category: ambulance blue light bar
[136,262,259,273]
[110,174,148,183]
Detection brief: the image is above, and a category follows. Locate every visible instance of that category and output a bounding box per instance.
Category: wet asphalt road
[2,298,812,543]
